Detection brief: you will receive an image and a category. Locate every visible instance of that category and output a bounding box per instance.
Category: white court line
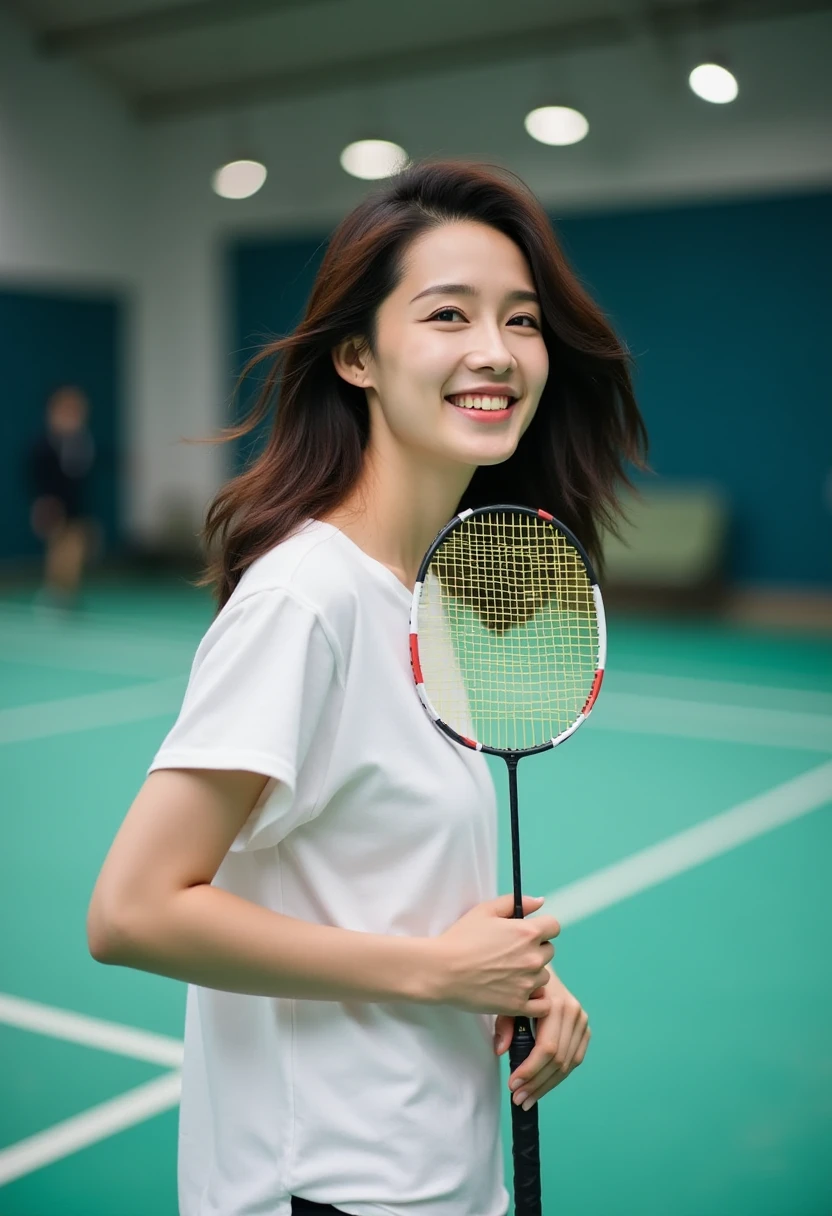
[610,670,832,715]
[543,758,832,927]
[2,599,830,708]
[0,677,187,745]
[1,682,829,750]
[0,1072,182,1187]
[0,601,203,640]
[0,994,183,1067]
[593,691,832,753]
[0,626,195,680]
[0,636,195,680]
[2,760,830,1185]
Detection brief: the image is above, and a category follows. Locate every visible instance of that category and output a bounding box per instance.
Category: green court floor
[1,581,831,1216]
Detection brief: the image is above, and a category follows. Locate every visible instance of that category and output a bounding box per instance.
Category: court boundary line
[0,677,187,745]
[0,994,183,1067]
[543,757,832,926]
[2,600,831,707]
[2,681,830,750]
[0,1072,181,1187]
[2,759,831,1187]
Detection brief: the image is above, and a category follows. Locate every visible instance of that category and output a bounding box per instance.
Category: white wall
[0,9,138,285]
[3,6,832,544]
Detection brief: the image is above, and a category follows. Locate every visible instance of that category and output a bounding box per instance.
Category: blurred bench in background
[601,482,729,612]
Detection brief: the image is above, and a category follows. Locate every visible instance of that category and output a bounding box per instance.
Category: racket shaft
[509,1019,542,1214]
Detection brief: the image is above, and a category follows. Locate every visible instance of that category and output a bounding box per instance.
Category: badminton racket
[409,505,606,1216]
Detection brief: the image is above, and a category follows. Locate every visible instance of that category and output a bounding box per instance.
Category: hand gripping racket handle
[509,1016,542,1215]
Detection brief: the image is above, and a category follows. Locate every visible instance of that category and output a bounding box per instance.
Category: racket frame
[409,504,607,758]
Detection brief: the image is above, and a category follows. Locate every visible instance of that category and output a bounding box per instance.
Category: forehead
[400,221,535,291]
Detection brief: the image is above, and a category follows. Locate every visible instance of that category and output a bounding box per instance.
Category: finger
[489,894,546,919]
[513,1059,567,1105]
[531,1029,591,1102]
[573,1025,591,1067]
[551,1005,579,1071]
[529,914,561,941]
[561,1012,589,1072]
[493,1016,513,1055]
[508,1043,552,1090]
[510,1009,562,1091]
[525,994,551,1019]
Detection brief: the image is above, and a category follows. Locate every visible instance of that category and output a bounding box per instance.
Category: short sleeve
[149,588,343,850]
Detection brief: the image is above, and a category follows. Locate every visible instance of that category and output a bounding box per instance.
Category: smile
[445,393,517,419]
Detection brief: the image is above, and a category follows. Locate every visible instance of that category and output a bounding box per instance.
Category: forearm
[91,882,438,1004]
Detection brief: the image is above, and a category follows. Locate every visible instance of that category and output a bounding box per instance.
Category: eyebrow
[410,283,540,305]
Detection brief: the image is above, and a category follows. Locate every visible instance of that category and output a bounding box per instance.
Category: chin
[462,439,520,467]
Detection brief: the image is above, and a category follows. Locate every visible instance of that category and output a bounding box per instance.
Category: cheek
[522,346,549,417]
[382,329,447,393]
[532,343,550,391]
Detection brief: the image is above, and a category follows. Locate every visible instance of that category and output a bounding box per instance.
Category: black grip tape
[508,1018,542,1215]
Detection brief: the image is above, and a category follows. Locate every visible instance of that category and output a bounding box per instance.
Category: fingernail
[513,1090,528,1106]
[509,1077,523,1090]
[522,1096,537,1112]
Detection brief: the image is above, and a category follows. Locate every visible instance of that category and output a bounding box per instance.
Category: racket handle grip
[509,1017,542,1216]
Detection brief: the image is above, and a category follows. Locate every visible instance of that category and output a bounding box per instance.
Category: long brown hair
[203,158,648,608]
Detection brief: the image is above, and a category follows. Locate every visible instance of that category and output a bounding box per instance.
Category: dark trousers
[291,1199,346,1215]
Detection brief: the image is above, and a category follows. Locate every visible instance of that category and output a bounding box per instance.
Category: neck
[321,422,475,590]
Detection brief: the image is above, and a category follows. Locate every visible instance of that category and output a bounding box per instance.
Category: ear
[332,336,373,390]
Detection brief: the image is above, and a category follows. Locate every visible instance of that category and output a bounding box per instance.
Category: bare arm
[87,768,435,1003]
[88,768,559,1017]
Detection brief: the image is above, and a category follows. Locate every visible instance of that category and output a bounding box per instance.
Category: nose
[464,321,516,375]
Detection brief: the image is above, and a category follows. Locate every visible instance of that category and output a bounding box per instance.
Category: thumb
[487,894,546,919]
[493,1015,514,1055]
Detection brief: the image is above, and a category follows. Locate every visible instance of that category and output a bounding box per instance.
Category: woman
[88,159,647,1216]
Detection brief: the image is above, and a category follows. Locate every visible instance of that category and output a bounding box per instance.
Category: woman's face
[340,220,549,472]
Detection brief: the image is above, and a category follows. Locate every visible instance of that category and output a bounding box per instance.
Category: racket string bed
[417,511,600,752]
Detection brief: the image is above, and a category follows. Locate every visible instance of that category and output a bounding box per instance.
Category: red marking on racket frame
[409,633,423,685]
[537,508,554,521]
[582,668,604,715]
[459,734,480,749]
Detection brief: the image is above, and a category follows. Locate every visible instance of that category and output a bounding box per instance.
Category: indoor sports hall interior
[1,2,830,1213]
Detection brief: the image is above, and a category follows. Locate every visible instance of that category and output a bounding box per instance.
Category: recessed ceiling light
[340,139,409,180]
[211,159,267,200]
[688,63,739,104]
[524,105,589,146]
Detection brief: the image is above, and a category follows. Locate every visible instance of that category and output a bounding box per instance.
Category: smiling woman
[88,158,648,1216]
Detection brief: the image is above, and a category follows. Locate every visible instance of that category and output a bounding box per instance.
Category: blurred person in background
[29,384,96,608]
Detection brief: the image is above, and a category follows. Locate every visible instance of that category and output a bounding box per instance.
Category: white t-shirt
[149,519,508,1216]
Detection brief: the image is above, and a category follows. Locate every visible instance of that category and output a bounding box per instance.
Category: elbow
[86,894,145,966]
[87,905,125,965]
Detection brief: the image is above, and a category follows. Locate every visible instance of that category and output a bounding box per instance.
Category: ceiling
[4,0,832,126]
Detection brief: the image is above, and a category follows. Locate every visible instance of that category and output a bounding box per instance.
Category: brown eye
[430,308,465,322]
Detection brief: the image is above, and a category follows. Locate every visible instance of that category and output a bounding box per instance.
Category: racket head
[409,505,606,757]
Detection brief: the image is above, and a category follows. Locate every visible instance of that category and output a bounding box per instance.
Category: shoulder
[227,520,361,655]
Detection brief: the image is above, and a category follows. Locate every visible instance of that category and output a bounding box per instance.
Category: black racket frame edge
[415,504,602,1216]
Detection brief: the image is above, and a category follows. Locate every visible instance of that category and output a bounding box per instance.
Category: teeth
[449,395,512,411]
